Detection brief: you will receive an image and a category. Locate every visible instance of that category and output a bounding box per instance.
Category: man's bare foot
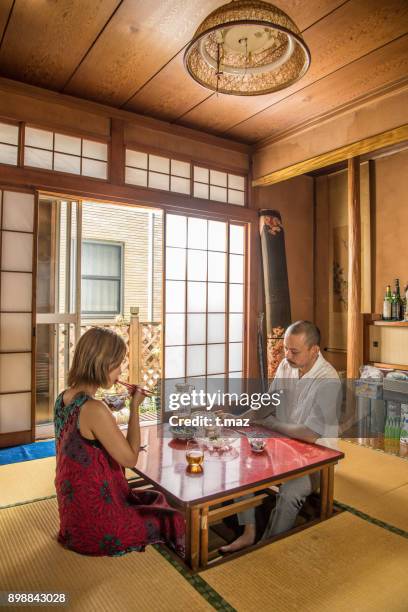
[219,525,256,554]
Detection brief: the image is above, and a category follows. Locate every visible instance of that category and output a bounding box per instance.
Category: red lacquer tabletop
[134,424,344,505]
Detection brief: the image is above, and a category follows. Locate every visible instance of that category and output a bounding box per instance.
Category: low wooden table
[133,424,344,571]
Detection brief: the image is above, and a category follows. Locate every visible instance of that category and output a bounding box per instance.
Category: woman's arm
[80,391,145,468]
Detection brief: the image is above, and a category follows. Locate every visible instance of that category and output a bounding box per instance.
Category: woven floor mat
[200,512,408,612]
[335,440,408,530]
[0,498,212,612]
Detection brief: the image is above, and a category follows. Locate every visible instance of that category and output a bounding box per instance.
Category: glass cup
[185,440,204,473]
[249,437,266,453]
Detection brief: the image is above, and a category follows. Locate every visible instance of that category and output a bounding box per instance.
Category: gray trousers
[237,474,317,538]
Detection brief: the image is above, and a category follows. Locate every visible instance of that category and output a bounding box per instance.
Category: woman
[54,327,185,556]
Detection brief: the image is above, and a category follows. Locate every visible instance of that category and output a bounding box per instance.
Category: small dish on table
[249,438,266,453]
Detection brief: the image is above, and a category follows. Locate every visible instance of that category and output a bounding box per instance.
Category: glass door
[35,198,82,433]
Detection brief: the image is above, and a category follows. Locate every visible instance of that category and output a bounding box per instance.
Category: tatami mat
[0,457,56,507]
[335,441,408,531]
[0,456,137,508]
[201,512,408,612]
[0,498,212,612]
[361,483,408,533]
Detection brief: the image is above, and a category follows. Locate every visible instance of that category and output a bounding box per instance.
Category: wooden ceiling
[0,0,407,145]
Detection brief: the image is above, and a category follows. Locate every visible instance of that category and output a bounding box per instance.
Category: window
[194,166,246,206]
[125,149,191,195]
[164,214,245,387]
[0,121,19,166]
[24,127,108,179]
[81,241,123,317]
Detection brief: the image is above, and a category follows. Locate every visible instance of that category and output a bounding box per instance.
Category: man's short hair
[285,320,321,348]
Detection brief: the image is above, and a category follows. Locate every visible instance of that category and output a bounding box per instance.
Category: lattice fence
[58,320,161,391]
[139,322,161,389]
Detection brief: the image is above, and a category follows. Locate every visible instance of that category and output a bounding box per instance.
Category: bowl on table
[170,425,198,440]
[102,392,129,412]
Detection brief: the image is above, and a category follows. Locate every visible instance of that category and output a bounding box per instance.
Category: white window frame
[80,239,124,318]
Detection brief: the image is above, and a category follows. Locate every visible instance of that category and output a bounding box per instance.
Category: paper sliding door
[0,188,37,447]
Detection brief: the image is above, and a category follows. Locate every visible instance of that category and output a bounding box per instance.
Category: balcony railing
[58,307,162,421]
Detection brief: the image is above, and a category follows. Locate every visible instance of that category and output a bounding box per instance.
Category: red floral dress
[54,392,185,556]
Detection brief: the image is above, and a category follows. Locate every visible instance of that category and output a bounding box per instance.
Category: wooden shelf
[373,321,408,327]
[371,361,408,371]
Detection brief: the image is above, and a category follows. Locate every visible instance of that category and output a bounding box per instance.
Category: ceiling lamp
[184,0,310,96]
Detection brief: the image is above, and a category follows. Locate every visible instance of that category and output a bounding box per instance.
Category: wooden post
[109,118,125,185]
[200,507,209,569]
[320,467,329,519]
[129,306,140,384]
[347,157,363,378]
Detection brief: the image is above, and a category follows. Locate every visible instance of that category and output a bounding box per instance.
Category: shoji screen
[0,189,36,446]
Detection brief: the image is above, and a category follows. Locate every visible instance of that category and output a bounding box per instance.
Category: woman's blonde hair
[68,327,126,388]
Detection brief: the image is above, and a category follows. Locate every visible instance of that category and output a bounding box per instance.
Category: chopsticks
[118,380,154,398]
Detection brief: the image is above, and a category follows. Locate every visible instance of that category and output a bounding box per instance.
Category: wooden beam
[0,164,257,222]
[0,76,250,154]
[252,125,408,187]
[109,118,125,184]
[347,157,363,378]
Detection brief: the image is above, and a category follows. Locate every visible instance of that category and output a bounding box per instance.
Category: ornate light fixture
[184,0,310,96]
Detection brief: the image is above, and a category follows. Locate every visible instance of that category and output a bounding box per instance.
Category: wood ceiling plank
[271,0,347,30]
[0,0,14,44]
[228,35,408,143]
[124,54,210,121]
[64,0,221,106]
[0,0,121,90]
[175,0,408,135]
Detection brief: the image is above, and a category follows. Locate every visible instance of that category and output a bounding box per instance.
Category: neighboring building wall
[152,211,163,322]
[58,201,163,323]
[81,201,162,322]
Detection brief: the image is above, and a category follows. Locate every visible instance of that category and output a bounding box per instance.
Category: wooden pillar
[109,118,125,184]
[347,157,363,378]
[129,306,140,384]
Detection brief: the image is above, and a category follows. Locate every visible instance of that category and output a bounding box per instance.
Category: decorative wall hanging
[259,210,291,379]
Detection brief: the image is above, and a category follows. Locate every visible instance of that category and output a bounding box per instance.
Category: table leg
[326,464,335,517]
[200,506,209,569]
[185,506,200,571]
[320,466,329,519]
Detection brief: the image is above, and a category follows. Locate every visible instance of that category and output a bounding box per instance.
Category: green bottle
[394,279,403,321]
[402,282,407,321]
[382,285,392,320]
[391,292,399,321]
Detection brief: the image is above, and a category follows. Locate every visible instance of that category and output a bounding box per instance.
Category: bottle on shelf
[394,278,403,321]
[384,401,401,454]
[390,279,401,321]
[391,292,400,321]
[400,403,408,444]
[382,285,392,320]
[403,282,408,321]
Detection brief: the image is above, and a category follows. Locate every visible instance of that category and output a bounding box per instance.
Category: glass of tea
[185,440,204,473]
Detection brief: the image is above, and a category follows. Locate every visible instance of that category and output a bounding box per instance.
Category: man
[220,320,341,553]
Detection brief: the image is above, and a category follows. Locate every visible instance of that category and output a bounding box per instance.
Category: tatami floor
[0,441,407,612]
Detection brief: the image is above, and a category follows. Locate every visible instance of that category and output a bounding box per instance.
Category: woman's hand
[130,389,146,410]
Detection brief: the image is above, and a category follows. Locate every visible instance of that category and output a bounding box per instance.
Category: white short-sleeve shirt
[269,352,341,448]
